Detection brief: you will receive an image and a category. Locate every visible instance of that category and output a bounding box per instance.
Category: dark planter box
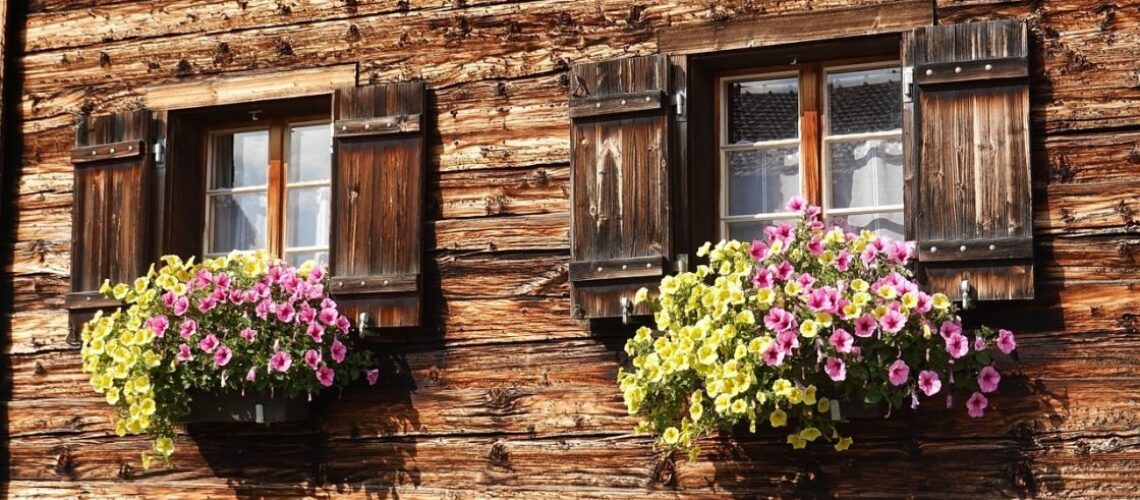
[831,399,885,420]
[186,390,310,424]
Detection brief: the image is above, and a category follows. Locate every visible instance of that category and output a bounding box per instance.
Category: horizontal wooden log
[1034,179,1140,237]
[433,165,568,219]
[433,212,568,252]
[144,63,358,110]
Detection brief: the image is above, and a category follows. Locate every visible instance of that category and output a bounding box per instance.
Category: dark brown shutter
[569,54,678,320]
[909,19,1033,301]
[330,82,425,329]
[67,110,156,336]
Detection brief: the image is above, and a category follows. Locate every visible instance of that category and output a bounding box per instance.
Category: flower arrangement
[80,251,377,468]
[618,198,1017,458]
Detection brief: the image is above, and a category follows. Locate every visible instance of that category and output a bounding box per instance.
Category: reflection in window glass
[827,67,902,135]
[210,130,269,189]
[288,124,331,183]
[827,139,903,210]
[827,212,904,242]
[207,193,267,253]
[285,123,332,267]
[728,77,800,144]
[727,147,801,216]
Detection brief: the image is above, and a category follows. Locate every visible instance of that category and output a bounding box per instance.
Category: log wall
[4,0,1140,497]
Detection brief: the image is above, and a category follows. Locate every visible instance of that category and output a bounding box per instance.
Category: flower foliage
[80,251,378,468]
[618,198,1016,458]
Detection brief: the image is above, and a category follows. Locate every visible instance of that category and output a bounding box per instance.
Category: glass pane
[286,250,328,268]
[727,220,795,243]
[827,138,903,210]
[827,67,902,135]
[827,211,904,242]
[727,77,799,144]
[727,147,801,216]
[208,192,267,253]
[288,123,331,183]
[211,130,269,189]
[286,187,331,248]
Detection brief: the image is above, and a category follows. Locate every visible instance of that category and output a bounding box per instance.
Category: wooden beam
[658,0,933,55]
[143,63,358,110]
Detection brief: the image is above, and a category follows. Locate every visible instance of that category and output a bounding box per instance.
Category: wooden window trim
[201,112,328,260]
[713,54,900,239]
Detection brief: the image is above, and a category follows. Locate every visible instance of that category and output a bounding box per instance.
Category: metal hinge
[153,138,167,166]
[902,66,915,103]
[674,253,689,273]
[672,90,686,118]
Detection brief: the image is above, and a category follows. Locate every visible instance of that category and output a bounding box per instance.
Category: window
[204,119,331,266]
[718,60,903,241]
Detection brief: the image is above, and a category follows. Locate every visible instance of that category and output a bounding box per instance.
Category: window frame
[713,54,902,240]
[200,113,330,262]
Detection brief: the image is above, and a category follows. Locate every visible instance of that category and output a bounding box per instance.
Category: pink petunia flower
[977,366,1001,393]
[198,295,218,314]
[997,329,1017,354]
[246,366,258,382]
[888,359,910,386]
[228,288,246,305]
[834,250,852,272]
[146,315,169,338]
[829,328,854,353]
[321,298,338,310]
[888,241,912,265]
[775,331,800,353]
[825,357,847,382]
[785,195,808,213]
[918,370,941,396]
[267,266,283,284]
[752,270,774,289]
[807,236,824,255]
[194,269,213,289]
[330,340,347,363]
[303,349,322,370]
[336,315,351,333]
[162,291,178,309]
[179,318,197,339]
[860,246,878,265]
[214,345,233,367]
[750,240,769,261]
[199,334,220,354]
[173,296,190,316]
[176,343,193,362]
[854,314,878,338]
[914,293,933,313]
[879,310,908,334]
[764,308,796,333]
[974,335,987,351]
[240,327,258,342]
[308,265,326,283]
[366,369,380,385]
[805,287,835,313]
[306,321,324,342]
[269,351,292,373]
[945,333,969,359]
[939,320,962,339]
[318,307,339,326]
[762,343,785,366]
[770,261,795,281]
[298,305,316,324]
[255,299,273,320]
[966,391,988,418]
[276,301,296,323]
[315,365,335,387]
[214,272,231,289]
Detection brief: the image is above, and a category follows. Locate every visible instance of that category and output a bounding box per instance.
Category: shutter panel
[330,82,425,329]
[569,54,677,320]
[909,19,1034,302]
[67,110,156,336]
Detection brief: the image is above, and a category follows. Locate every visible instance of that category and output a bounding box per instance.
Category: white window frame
[718,71,803,239]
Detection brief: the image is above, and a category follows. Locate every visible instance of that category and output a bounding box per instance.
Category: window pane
[208,193,267,253]
[827,67,901,135]
[727,220,795,243]
[827,211,904,242]
[286,187,331,248]
[211,130,269,189]
[727,147,801,216]
[286,250,328,268]
[727,77,799,144]
[288,123,331,183]
[827,138,903,210]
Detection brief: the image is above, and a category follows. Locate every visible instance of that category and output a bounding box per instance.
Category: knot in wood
[485,387,522,411]
[650,454,676,487]
[487,441,510,468]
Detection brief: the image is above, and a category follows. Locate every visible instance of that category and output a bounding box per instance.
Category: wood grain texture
[6,0,1140,497]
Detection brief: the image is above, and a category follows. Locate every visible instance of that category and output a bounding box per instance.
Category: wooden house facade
[2,0,1139,497]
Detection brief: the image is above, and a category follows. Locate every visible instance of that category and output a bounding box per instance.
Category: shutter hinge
[902,66,915,103]
[153,138,166,167]
[672,90,686,119]
[329,122,335,154]
[674,253,689,273]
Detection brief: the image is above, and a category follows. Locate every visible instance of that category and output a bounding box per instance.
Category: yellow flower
[901,292,918,310]
[133,277,149,295]
[932,293,951,310]
[783,281,802,296]
[769,240,784,255]
[733,344,747,360]
[772,378,792,396]
[660,275,678,295]
[850,278,869,293]
[815,312,832,327]
[662,426,681,445]
[787,388,803,405]
[799,320,819,338]
[835,436,854,451]
[755,287,775,308]
[787,434,807,449]
[747,337,766,354]
[852,292,871,307]
[690,401,704,421]
[111,283,129,300]
[730,398,748,415]
[155,437,176,457]
[633,287,649,305]
[769,408,787,428]
[697,344,718,365]
[817,397,831,413]
[799,427,822,442]
[115,420,127,437]
[141,452,153,470]
[877,285,897,300]
[923,322,933,339]
[803,386,817,406]
[99,280,113,295]
[842,303,861,320]
[715,394,732,415]
[87,337,106,355]
[735,310,755,326]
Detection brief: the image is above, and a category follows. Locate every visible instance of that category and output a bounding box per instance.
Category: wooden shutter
[330,82,425,329]
[908,19,1033,301]
[67,110,156,335]
[569,54,678,320]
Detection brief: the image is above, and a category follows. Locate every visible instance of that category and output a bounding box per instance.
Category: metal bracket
[357,311,372,331]
[959,279,974,311]
[66,324,81,346]
[674,253,690,274]
[153,138,167,167]
[672,90,686,117]
[619,297,632,325]
[902,66,915,103]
